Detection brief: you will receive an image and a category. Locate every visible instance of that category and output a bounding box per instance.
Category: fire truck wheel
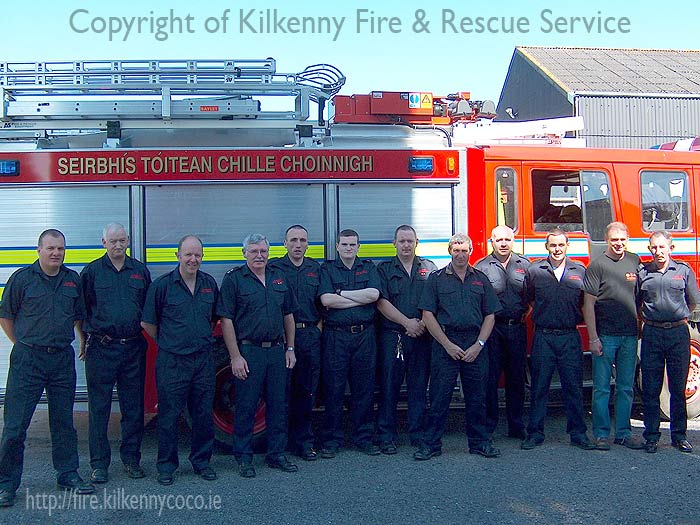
[210,345,268,451]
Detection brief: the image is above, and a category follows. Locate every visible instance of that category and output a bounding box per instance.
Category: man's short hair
[545,228,568,244]
[448,233,472,251]
[38,229,65,247]
[393,225,416,240]
[490,225,514,240]
[102,222,128,240]
[242,233,270,253]
[649,230,673,245]
[285,224,308,238]
[338,229,360,243]
[177,234,203,252]
[605,221,629,238]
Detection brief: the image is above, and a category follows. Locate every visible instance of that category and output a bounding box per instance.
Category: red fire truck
[1,59,698,443]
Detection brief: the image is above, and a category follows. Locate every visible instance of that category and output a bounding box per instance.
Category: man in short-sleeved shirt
[414,233,501,460]
[141,235,219,485]
[636,230,700,453]
[376,225,436,452]
[582,222,644,451]
[521,229,594,451]
[318,229,381,458]
[268,225,322,461]
[0,229,93,507]
[474,225,531,441]
[80,223,152,483]
[218,233,298,478]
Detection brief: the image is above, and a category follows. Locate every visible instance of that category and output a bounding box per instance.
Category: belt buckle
[663,322,673,329]
[46,346,59,354]
[261,341,273,348]
[350,325,362,334]
[118,338,128,344]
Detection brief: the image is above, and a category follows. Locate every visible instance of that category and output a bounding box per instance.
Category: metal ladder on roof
[0,59,345,142]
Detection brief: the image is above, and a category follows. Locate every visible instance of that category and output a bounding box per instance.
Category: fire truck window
[531,169,584,233]
[581,171,613,241]
[496,168,517,231]
[640,170,689,232]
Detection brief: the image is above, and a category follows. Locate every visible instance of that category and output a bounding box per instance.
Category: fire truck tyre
[656,325,700,420]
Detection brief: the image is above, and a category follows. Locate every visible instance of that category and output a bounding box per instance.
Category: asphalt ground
[0,405,698,525]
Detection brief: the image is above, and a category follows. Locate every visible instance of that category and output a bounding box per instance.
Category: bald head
[490,225,515,261]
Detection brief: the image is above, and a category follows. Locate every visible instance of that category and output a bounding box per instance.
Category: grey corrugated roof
[517,46,700,95]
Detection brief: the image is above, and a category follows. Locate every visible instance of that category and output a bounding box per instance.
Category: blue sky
[2,0,698,104]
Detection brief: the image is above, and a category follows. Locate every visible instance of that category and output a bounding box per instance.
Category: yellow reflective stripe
[145,245,326,263]
[0,287,4,300]
[0,248,108,266]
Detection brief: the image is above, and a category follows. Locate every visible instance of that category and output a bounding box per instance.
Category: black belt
[239,339,283,348]
[643,318,687,329]
[19,341,66,354]
[496,317,523,326]
[89,332,143,345]
[328,324,368,334]
[538,327,576,335]
[295,322,317,329]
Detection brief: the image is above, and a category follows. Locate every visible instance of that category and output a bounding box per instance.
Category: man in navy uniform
[0,229,94,508]
[637,230,700,453]
[269,225,322,461]
[141,235,219,485]
[474,225,530,441]
[80,223,151,483]
[376,225,436,453]
[218,233,298,478]
[318,229,381,458]
[414,233,501,460]
[521,229,595,451]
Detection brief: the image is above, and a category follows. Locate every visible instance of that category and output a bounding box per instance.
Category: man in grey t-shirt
[583,222,644,451]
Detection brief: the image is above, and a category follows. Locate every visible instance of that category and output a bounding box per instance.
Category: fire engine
[1,59,699,443]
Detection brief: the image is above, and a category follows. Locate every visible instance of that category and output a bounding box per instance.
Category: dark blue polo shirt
[141,267,219,355]
[268,254,321,324]
[318,257,381,326]
[81,254,151,338]
[474,252,530,321]
[636,258,700,323]
[378,255,437,331]
[0,260,85,348]
[418,263,501,332]
[216,264,298,342]
[525,257,586,329]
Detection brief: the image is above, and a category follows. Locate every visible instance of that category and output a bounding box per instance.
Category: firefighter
[80,223,151,483]
[636,230,700,453]
[318,229,381,458]
[217,233,298,478]
[414,233,501,460]
[521,229,595,450]
[0,229,93,508]
[582,222,645,451]
[141,235,219,485]
[268,225,322,461]
[376,225,436,453]
[474,225,530,441]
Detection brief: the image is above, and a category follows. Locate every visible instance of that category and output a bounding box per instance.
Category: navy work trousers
[287,326,321,454]
[155,349,214,475]
[641,324,690,443]
[234,343,289,463]
[322,327,377,449]
[376,330,431,445]
[0,342,79,492]
[85,335,147,469]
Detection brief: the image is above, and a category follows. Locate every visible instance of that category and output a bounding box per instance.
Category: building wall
[576,95,700,149]
[495,52,573,122]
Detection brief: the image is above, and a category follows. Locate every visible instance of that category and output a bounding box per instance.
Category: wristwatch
[477,339,486,348]
[286,346,295,352]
